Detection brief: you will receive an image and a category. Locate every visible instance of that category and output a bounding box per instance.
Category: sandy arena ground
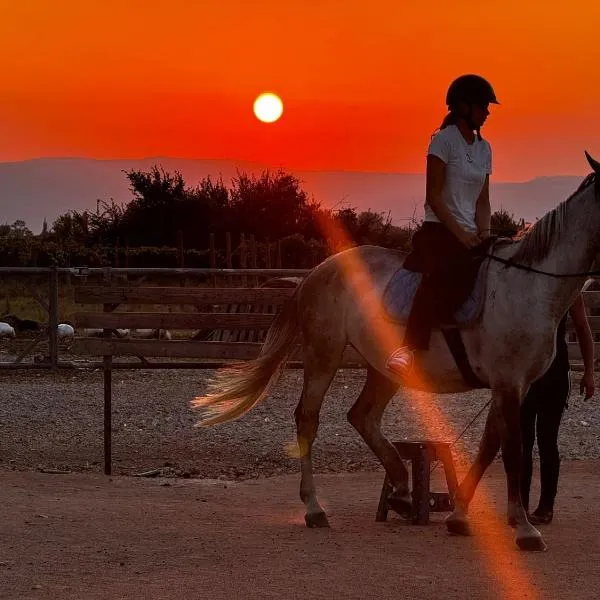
[2,367,600,599]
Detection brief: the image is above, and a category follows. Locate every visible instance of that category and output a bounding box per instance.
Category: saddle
[382,236,506,388]
[382,236,499,328]
[382,262,488,328]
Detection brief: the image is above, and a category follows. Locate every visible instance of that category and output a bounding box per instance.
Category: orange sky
[1,0,600,181]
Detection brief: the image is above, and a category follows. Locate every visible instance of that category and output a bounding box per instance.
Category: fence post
[177,230,185,269]
[240,233,247,287]
[266,238,272,269]
[102,268,113,475]
[209,233,216,287]
[48,267,59,370]
[226,232,232,286]
[250,235,259,286]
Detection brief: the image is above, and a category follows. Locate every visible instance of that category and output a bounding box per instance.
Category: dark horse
[193,152,600,552]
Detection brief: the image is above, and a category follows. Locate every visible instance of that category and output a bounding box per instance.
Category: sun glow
[253,92,284,123]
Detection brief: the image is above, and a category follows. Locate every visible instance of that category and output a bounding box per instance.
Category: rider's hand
[458,230,482,249]
[580,369,595,400]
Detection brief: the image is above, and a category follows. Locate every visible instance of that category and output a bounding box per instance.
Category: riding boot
[386,346,415,377]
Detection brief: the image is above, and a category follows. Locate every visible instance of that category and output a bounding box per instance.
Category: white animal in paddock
[0,322,16,338]
[57,323,75,339]
[132,328,172,340]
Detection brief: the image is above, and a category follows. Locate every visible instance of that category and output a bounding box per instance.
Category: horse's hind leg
[347,367,412,517]
[295,349,342,528]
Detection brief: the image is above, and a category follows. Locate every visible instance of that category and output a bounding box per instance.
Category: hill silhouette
[0,157,586,232]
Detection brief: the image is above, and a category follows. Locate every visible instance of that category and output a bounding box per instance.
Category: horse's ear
[584,151,600,173]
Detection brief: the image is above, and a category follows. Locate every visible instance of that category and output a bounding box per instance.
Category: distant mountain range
[0,157,587,233]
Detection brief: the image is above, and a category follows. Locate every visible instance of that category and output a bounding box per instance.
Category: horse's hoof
[445,514,472,536]
[305,511,330,528]
[516,531,547,552]
[387,492,412,520]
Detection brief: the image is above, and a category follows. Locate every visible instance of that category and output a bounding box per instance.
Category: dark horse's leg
[347,366,411,517]
[446,400,502,536]
[447,389,546,551]
[499,387,546,550]
[519,392,538,514]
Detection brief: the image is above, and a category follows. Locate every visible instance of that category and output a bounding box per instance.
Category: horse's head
[506,151,600,276]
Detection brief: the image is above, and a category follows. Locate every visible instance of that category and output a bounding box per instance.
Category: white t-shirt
[424,124,492,233]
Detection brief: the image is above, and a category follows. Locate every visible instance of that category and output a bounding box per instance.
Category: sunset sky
[2,0,600,181]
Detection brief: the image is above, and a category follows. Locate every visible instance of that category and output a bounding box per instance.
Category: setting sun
[253,92,284,123]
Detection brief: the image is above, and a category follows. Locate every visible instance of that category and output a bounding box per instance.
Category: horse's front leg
[446,399,501,536]
[498,387,546,551]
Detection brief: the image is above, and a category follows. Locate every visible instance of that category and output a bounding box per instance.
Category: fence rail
[0,267,599,369]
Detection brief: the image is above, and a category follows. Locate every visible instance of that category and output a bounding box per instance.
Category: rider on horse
[386,74,499,377]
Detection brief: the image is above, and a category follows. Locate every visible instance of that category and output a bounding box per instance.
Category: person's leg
[401,272,438,350]
[387,225,444,373]
[530,360,570,524]
[388,225,478,374]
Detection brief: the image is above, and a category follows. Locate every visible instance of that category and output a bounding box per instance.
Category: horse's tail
[192,291,300,427]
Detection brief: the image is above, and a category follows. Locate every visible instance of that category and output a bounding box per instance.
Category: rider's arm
[475,175,491,239]
[569,293,596,399]
[426,154,476,246]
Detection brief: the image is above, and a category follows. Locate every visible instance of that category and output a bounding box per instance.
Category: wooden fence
[0,267,600,369]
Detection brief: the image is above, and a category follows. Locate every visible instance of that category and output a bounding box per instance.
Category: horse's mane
[510,172,597,265]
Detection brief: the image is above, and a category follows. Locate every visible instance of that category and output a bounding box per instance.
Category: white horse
[0,322,16,338]
[193,152,600,552]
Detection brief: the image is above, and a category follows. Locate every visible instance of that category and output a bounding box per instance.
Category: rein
[484,253,600,278]
[481,170,600,279]
[430,398,493,476]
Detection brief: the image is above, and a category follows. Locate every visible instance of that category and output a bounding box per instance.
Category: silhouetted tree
[491,208,523,237]
[225,169,324,241]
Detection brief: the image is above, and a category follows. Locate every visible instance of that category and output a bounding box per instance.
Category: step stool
[375,440,459,525]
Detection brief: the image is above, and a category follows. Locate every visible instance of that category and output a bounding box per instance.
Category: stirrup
[386,346,415,377]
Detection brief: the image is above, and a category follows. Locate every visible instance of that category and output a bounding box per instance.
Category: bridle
[482,171,600,279]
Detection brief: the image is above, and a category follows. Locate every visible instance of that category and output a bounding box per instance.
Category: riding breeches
[402,222,485,350]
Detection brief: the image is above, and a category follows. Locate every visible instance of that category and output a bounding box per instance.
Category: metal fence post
[48,267,59,370]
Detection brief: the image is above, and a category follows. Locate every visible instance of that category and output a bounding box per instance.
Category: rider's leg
[387,224,479,376]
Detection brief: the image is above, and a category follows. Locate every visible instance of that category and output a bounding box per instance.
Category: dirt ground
[2,366,600,599]
[3,461,600,600]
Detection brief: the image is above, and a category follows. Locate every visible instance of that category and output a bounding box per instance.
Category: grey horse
[193,152,600,552]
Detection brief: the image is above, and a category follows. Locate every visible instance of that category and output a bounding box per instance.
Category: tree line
[0,166,523,268]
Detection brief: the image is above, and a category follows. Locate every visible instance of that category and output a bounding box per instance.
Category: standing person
[520,291,595,524]
[387,74,498,377]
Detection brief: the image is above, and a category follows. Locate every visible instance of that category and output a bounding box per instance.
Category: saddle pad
[382,264,487,327]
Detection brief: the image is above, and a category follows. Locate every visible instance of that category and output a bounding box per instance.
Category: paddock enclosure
[2,267,600,599]
[0,265,599,476]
